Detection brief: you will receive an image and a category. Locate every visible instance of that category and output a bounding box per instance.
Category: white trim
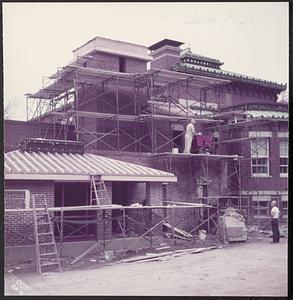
[5,173,177,183]
[277,132,288,138]
[102,175,177,182]
[250,174,272,178]
[5,174,90,181]
[25,190,30,209]
[249,131,272,138]
[280,173,288,178]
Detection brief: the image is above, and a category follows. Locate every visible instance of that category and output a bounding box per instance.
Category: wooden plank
[121,251,174,263]
[190,246,218,253]
[165,201,213,208]
[155,246,170,251]
[137,256,173,263]
[163,222,193,238]
[164,232,191,241]
[129,246,219,263]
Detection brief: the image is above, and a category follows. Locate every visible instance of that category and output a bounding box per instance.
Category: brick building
[4,36,288,252]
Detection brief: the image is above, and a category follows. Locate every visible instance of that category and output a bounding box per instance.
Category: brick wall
[4,180,55,246]
[90,52,147,73]
[87,150,154,168]
[237,128,288,192]
[96,181,112,240]
[4,120,76,152]
[5,180,55,208]
[146,182,164,236]
[125,58,147,73]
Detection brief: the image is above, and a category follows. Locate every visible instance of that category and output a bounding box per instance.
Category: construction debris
[155,246,170,251]
[121,246,218,263]
[163,222,193,238]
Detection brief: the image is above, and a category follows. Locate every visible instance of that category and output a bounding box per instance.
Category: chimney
[148,39,184,70]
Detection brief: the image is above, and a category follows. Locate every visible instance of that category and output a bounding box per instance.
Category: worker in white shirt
[184,119,201,154]
[270,200,280,243]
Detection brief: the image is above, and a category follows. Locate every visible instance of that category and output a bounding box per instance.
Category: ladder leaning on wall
[32,194,62,274]
[90,175,110,205]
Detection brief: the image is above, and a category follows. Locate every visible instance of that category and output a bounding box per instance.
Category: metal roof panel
[4,150,176,182]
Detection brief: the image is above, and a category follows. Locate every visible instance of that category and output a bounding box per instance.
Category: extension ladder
[90,175,110,205]
[32,194,62,274]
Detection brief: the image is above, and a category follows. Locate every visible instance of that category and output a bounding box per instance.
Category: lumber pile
[163,222,193,241]
[121,246,218,263]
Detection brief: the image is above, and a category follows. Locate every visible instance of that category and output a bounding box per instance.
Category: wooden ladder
[32,194,62,274]
[90,175,110,205]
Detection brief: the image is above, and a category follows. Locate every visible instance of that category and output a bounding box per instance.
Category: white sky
[3,2,289,120]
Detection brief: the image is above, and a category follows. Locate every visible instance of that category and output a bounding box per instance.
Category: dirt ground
[5,236,287,297]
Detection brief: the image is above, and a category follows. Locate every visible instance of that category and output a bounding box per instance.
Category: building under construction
[4,37,288,269]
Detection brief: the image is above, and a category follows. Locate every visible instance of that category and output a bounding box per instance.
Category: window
[279,138,288,176]
[281,195,288,219]
[252,196,270,218]
[251,138,270,176]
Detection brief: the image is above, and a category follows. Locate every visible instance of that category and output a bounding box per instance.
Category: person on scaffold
[184,119,201,154]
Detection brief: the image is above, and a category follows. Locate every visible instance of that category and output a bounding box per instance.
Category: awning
[4,150,177,182]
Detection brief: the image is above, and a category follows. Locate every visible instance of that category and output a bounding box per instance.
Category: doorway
[54,182,97,240]
[112,182,130,235]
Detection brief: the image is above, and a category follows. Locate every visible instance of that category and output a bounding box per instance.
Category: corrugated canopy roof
[4,150,177,182]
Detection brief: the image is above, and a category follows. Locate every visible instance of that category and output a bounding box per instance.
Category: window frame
[281,195,288,219]
[279,138,288,177]
[250,137,270,177]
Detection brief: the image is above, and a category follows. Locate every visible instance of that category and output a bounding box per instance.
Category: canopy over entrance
[4,150,177,182]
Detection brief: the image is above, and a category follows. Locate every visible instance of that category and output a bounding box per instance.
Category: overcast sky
[3,2,289,120]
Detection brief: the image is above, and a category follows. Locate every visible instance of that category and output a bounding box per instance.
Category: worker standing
[270,200,280,243]
[184,119,200,154]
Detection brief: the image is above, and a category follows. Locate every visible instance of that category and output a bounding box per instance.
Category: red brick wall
[4,120,76,152]
[90,52,147,73]
[4,180,55,246]
[96,181,112,240]
[5,180,55,208]
[125,58,147,73]
[151,55,180,70]
[234,129,288,192]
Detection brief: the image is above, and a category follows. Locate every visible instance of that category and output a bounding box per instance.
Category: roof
[148,39,184,51]
[172,63,286,91]
[180,49,224,65]
[244,110,288,119]
[72,36,151,61]
[4,150,177,182]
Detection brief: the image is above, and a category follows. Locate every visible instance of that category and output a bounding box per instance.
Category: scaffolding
[25,57,288,229]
